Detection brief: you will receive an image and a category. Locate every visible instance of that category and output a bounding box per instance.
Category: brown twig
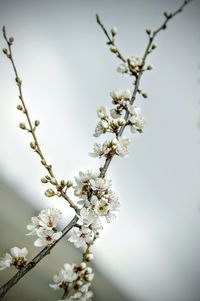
[98,0,192,178]
[2,26,79,213]
[0,215,78,298]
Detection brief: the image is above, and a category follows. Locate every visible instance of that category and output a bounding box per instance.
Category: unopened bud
[151,44,157,50]
[85,273,94,282]
[142,92,148,99]
[41,177,48,183]
[110,45,117,53]
[111,27,118,36]
[17,104,23,111]
[9,37,14,44]
[35,120,40,126]
[146,28,151,35]
[30,142,37,150]
[45,188,55,197]
[50,177,57,185]
[147,65,153,70]
[80,262,87,270]
[84,253,94,262]
[66,180,73,188]
[19,122,26,130]
[2,48,8,55]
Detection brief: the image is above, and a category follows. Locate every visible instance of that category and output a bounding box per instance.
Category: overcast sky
[0,1,200,301]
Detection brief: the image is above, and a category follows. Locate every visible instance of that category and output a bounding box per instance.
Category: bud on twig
[19,122,26,130]
[45,188,55,197]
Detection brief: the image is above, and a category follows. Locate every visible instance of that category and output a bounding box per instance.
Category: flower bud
[66,180,73,188]
[111,27,118,36]
[41,177,48,183]
[2,48,8,55]
[9,37,14,44]
[146,28,151,35]
[84,253,94,262]
[45,189,55,197]
[85,273,94,282]
[80,262,87,270]
[35,120,40,126]
[17,104,23,111]
[50,177,57,185]
[142,92,148,99]
[19,122,26,130]
[110,45,117,53]
[147,65,153,70]
[30,142,37,150]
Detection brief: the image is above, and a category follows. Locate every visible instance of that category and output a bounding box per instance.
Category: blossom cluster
[117,56,143,76]
[0,247,28,270]
[67,171,119,249]
[26,207,62,247]
[50,261,93,301]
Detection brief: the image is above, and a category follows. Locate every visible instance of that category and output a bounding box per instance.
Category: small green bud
[45,188,55,197]
[142,92,148,99]
[2,48,8,55]
[41,177,48,183]
[60,180,66,187]
[147,65,153,70]
[151,44,157,50]
[146,28,151,35]
[35,120,40,126]
[110,45,117,53]
[19,122,26,130]
[50,177,57,185]
[45,175,51,180]
[17,104,23,111]
[30,142,37,150]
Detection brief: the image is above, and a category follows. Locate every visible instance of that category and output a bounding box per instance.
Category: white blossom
[110,89,131,103]
[34,228,62,247]
[49,263,78,290]
[38,207,62,229]
[80,206,98,225]
[128,105,145,133]
[68,226,94,249]
[0,253,12,271]
[74,170,97,197]
[26,216,40,236]
[10,247,28,259]
[97,106,107,118]
[90,177,111,192]
[117,63,129,74]
[114,136,130,157]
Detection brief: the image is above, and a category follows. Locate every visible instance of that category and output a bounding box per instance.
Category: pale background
[0,0,200,301]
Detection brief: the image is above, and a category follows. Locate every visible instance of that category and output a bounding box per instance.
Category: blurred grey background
[0,0,200,300]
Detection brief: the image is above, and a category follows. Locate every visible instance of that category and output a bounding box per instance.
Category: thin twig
[98,0,191,178]
[2,26,79,213]
[0,215,78,298]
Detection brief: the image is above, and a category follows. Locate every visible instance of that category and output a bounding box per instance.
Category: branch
[0,215,78,298]
[2,26,79,213]
[97,0,192,178]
